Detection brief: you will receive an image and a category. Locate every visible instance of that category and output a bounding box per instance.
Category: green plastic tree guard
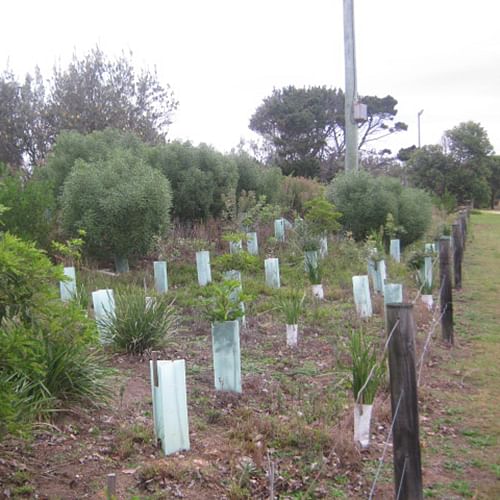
[274,218,285,242]
[229,240,242,254]
[154,261,168,294]
[60,266,76,302]
[114,255,129,273]
[92,289,115,343]
[196,251,212,286]
[150,359,190,455]
[390,239,401,263]
[246,232,258,255]
[319,235,328,258]
[265,258,280,288]
[352,275,372,318]
[211,320,242,393]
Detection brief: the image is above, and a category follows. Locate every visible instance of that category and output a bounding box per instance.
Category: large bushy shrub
[327,171,431,245]
[148,141,239,221]
[40,128,148,199]
[61,149,172,262]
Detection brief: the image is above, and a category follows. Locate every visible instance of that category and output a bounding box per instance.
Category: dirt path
[418,212,500,498]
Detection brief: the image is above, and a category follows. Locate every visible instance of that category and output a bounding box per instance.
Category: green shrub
[61,148,172,263]
[202,281,246,322]
[0,170,55,249]
[328,171,432,245]
[104,287,176,355]
[213,252,261,274]
[148,141,239,221]
[0,232,112,437]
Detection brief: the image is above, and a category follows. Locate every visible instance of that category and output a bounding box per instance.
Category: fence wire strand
[368,389,405,499]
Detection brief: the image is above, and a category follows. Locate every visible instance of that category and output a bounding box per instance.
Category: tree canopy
[249,85,407,178]
[407,121,497,208]
[0,47,177,169]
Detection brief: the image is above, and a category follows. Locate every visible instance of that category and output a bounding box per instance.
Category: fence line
[368,389,405,499]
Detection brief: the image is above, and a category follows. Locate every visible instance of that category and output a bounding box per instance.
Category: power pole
[343,0,359,172]
[417,109,424,148]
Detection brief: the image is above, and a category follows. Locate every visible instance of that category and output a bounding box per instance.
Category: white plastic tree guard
[390,239,401,263]
[383,283,403,305]
[196,251,212,286]
[265,258,281,288]
[60,266,77,302]
[319,235,328,258]
[211,320,242,393]
[154,261,168,294]
[352,275,372,318]
[374,259,387,295]
[274,218,285,242]
[91,289,115,343]
[246,232,258,255]
[229,240,242,254]
[150,359,190,455]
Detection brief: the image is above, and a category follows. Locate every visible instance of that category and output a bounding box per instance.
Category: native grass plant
[202,280,247,323]
[102,287,176,355]
[274,289,306,325]
[305,256,322,285]
[350,329,385,405]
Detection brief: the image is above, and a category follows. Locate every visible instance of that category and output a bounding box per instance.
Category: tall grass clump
[275,289,305,325]
[350,329,385,405]
[104,287,176,355]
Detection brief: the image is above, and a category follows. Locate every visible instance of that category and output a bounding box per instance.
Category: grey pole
[417,109,424,148]
[343,0,359,172]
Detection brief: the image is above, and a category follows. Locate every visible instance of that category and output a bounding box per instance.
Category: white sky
[2,0,500,155]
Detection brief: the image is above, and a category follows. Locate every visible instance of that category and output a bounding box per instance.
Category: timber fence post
[386,303,423,500]
[439,236,454,345]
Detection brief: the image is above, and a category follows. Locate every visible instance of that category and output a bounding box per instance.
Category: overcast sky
[2,0,499,155]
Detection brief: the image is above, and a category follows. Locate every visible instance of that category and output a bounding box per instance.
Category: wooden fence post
[452,223,463,290]
[439,236,454,344]
[386,303,423,500]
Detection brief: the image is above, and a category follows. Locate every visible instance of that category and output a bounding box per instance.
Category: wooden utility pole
[439,236,454,344]
[386,303,423,500]
[343,0,359,172]
[452,223,463,290]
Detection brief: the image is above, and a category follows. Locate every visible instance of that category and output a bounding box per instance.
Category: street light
[417,109,424,148]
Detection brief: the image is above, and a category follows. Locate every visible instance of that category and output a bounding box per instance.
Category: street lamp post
[417,109,424,148]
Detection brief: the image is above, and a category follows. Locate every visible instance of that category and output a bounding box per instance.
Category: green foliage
[238,193,282,230]
[0,232,63,323]
[0,169,55,248]
[147,141,238,221]
[213,252,261,274]
[103,288,176,355]
[51,229,86,266]
[202,281,246,322]
[350,329,385,405]
[249,85,406,178]
[61,147,172,261]
[274,289,305,324]
[328,171,432,245]
[305,257,322,285]
[303,197,342,236]
[0,232,112,437]
[0,48,177,168]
